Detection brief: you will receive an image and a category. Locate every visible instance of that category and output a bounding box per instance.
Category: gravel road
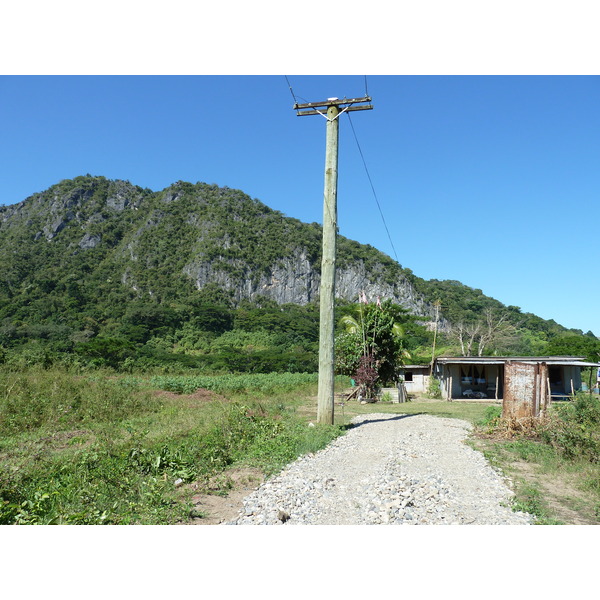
[228,413,534,525]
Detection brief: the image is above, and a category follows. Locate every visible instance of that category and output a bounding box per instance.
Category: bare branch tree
[477,309,519,356]
[451,321,481,356]
[450,310,520,357]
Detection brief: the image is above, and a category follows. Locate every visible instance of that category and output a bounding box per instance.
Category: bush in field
[539,393,600,463]
[354,353,380,400]
[478,405,502,430]
[74,337,136,369]
[335,299,418,386]
[427,376,442,399]
[206,348,317,374]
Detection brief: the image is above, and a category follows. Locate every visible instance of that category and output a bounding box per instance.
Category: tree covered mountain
[0,176,432,307]
[0,175,596,371]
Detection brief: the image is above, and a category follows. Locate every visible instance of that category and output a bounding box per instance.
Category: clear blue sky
[1,74,599,335]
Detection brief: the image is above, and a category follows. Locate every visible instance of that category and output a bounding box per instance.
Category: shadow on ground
[342,412,422,431]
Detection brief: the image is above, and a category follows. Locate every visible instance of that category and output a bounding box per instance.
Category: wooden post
[430,300,440,376]
[316,104,339,425]
[292,96,373,425]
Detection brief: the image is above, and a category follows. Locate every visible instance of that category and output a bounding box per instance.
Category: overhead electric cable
[284,76,337,227]
[346,111,399,264]
[284,75,312,106]
[284,75,299,105]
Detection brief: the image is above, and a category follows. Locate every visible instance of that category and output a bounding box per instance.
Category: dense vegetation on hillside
[0,175,597,373]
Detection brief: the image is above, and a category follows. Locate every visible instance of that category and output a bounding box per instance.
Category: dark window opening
[549,367,562,385]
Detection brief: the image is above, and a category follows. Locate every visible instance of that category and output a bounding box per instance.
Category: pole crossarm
[294,96,373,117]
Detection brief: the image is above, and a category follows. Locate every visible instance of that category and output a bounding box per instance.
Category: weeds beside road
[470,395,600,525]
[0,369,342,524]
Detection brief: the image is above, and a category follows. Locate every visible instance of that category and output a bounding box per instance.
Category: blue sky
[1,74,599,335]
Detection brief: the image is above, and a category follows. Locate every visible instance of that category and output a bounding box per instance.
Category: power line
[284,75,298,105]
[284,76,335,227]
[284,76,310,106]
[346,111,400,264]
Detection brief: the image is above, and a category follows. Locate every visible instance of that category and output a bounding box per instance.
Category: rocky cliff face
[182,250,437,321]
[183,248,319,306]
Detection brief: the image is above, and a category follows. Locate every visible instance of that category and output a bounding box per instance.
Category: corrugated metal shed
[435,356,598,367]
[433,356,599,404]
[503,361,550,418]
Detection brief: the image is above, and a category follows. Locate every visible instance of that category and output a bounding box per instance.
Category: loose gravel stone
[227,413,534,525]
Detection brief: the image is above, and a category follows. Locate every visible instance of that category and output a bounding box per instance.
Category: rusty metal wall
[503,361,549,419]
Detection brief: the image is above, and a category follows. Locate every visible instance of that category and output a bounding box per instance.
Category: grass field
[0,368,344,524]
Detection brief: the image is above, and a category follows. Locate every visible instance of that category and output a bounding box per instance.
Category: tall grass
[145,372,327,395]
[0,367,343,524]
[0,368,159,435]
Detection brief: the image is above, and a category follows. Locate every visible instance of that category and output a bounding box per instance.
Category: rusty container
[503,361,549,419]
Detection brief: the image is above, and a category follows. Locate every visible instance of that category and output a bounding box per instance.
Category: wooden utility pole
[294,96,373,424]
[430,300,441,376]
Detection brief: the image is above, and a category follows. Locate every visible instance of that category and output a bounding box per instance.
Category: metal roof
[434,356,599,367]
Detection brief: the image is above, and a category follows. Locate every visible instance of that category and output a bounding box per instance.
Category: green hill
[0,175,597,371]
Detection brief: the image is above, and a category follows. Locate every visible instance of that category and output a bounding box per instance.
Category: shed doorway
[458,364,503,400]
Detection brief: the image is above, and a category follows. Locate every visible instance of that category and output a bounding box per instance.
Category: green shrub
[240,418,342,475]
[511,485,545,518]
[479,405,502,428]
[427,377,442,399]
[539,393,600,463]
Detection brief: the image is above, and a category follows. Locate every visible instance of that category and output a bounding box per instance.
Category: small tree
[476,308,518,356]
[354,353,379,401]
[335,295,412,393]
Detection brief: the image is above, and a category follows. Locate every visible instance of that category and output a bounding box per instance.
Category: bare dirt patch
[508,459,598,525]
[471,436,600,525]
[153,388,227,408]
[38,429,92,450]
[186,467,265,525]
